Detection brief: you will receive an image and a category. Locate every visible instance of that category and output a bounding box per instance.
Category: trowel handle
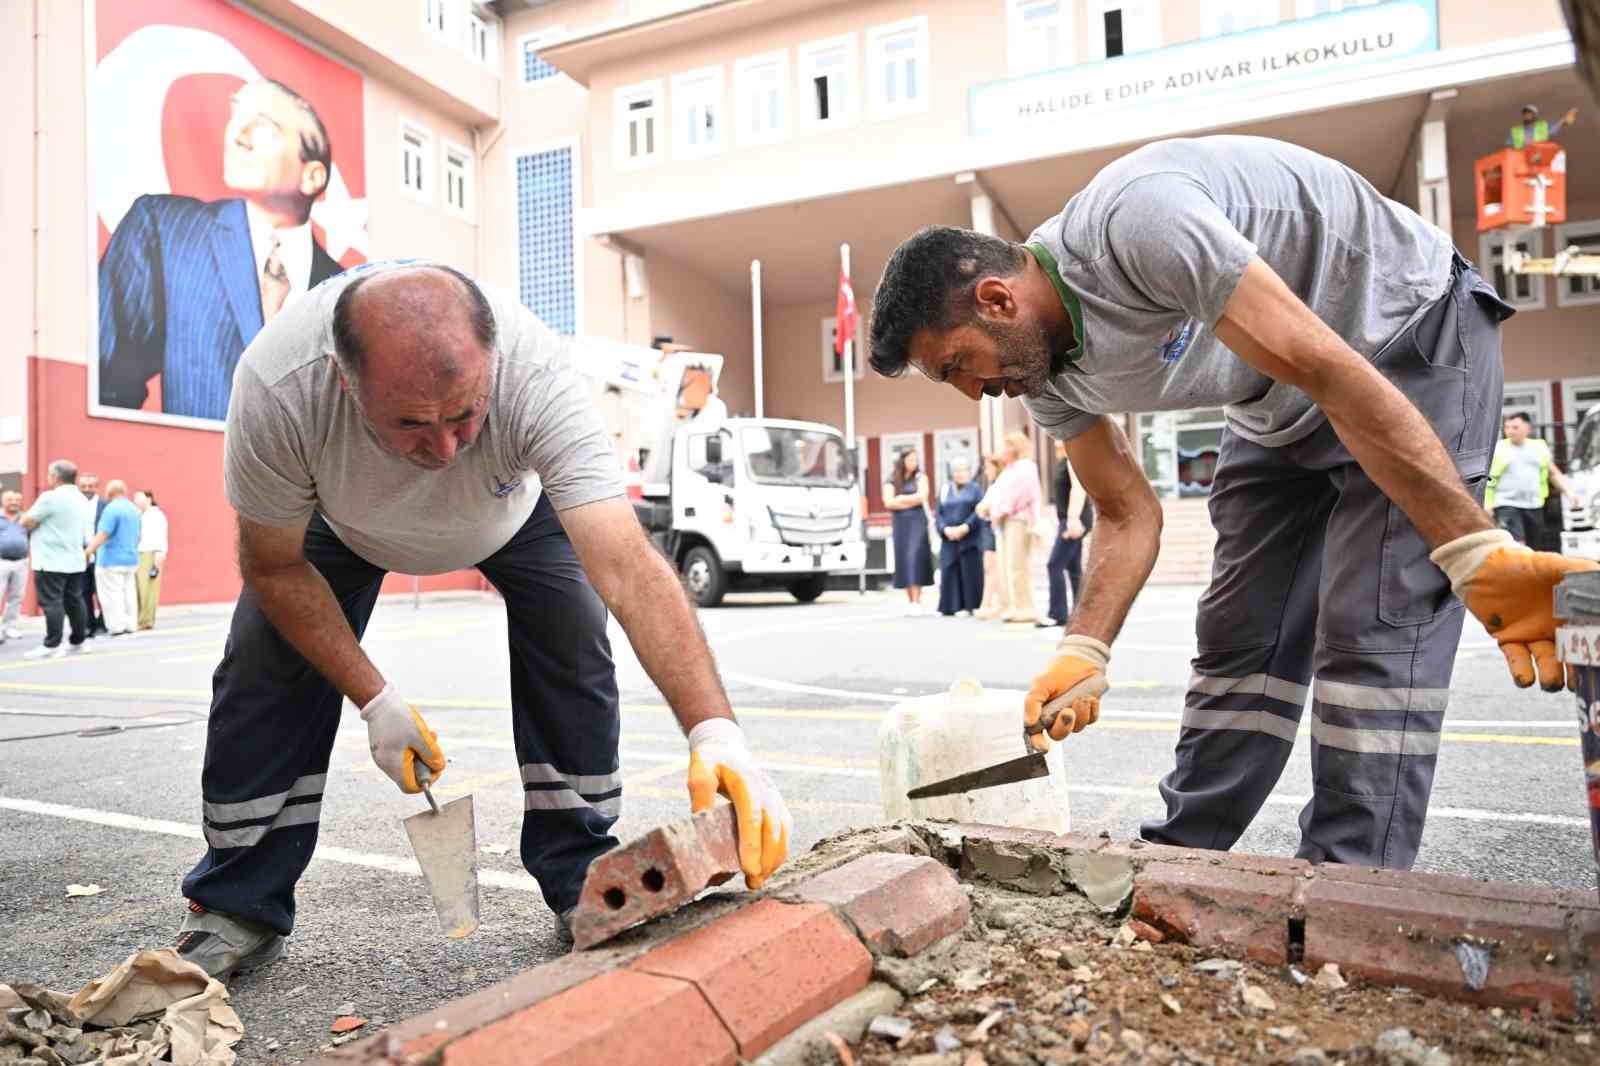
[1023,692,1077,749]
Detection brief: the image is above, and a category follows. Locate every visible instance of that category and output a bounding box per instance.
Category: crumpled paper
[2,949,243,1066]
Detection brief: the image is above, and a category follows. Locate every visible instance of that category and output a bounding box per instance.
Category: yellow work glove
[360,684,447,793]
[686,718,792,889]
[1432,529,1600,691]
[1023,634,1111,753]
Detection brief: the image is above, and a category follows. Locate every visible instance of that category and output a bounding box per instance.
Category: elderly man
[86,480,142,636]
[176,261,790,979]
[0,491,28,642]
[18,461,92,660]
[76,473,108,638]
[869,135,1596,870]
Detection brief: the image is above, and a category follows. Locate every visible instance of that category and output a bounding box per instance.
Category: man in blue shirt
[0,491,29,643]
[18,460,91,659]
[86,480,142,636]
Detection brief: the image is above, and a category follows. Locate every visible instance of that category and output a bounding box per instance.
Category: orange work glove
[1432,529,1600,691]
[360,684,447,793]
[1022,635,1111,753]
[686,718,792,889]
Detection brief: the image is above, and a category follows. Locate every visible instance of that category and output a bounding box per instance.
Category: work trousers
[1142,257,1509,869]
[1045,525,1084,625]
[136,552,162,629]
[1000,517,1038,622]
[1493,505,1544,546]
[182,495,622,935]
[80,560,105,634]
[34,571,87,649]
[0,558,27,629]
[97,565,138,635]
[937,544,983,614]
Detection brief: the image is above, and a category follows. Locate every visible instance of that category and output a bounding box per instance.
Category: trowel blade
[906,752,1050,800]
[402,794,480,939]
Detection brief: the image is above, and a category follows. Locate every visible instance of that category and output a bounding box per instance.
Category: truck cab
[1563,407,1600,562]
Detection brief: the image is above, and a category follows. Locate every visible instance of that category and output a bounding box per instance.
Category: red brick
[1315,864,1598,911]
[788,853,970,956]
[1102,841,1311,879]
[441,969,735,1066]
[1131,861,1298,965]
[632,899,872,1058]
[1303,877,1576,1017]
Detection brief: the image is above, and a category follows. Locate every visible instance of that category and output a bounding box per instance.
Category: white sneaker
[67,642,93,656]
[22,645,65,660]
[1,627,20,640]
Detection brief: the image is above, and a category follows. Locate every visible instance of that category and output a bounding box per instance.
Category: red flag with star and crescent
[835,267,857,356]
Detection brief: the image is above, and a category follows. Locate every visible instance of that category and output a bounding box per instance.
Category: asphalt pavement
[0,579,1591,1062]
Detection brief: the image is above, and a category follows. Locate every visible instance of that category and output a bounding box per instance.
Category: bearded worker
[868,135,1595,869]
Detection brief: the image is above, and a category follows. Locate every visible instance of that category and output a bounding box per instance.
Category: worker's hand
[1432,529,1599,691]
[1023,635,1111,753]
[1567,490,1583,509]
[1066,519,1086,540]
[687,718,792,889]
[360,684,447,793]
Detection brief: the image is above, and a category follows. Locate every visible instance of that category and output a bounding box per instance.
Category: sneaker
[1,628,21,640]
[22,645,65,660]
[67,642,92,656]
[176,902,285,979]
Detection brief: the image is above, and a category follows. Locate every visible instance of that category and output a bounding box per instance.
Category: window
[518,31,561,86]
[1295,0,1381,15]
[867,17,929,119]
[1086,0,1160,59]
[1008,0,1072,76]
[614,80,663,166]
[515,145,577,334]
[1480,229,1546,310]
[797,36,857,130]
[1202,0,1278,38]
[821,316,864,383]
[443,142,473,218]
[1566,378,1600,428]
[672,66,725,159]
[398,119,433,203]
[465,4,499,69]
[1554,221,1600,308]
[734,51,789,146]
[424,0,449,39]
[1502,381,1552,428]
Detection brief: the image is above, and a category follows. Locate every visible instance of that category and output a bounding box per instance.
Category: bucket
[1555,570,1600,903]
[878,678,1070,833]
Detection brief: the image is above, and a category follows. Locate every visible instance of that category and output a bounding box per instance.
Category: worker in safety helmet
[175,261,790,979]
[1507,103,1579,147]
[868,135,1596,872]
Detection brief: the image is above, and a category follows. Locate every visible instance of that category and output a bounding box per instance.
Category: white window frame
[1479,227,1547,311]
[796,34,858,132]
[442,140,474,220]
[821,315,865,383]
[1501,380,1554,428]
[1201,0,1278,38]
[1294,0,1380,16]
[672,65,726,160]
[1086,0,1162,60]
[1564,377,1600,427]
[1553,220,1600,308]
[614,79,664,168]
[424,0,451,41]
[517,29,565,88]
[866,16,930,120]
[733,51,790,147]
[464,3,500,72]
[398,117,434,205]
[1007,0,1073,77]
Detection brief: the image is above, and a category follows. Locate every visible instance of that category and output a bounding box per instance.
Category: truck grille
[768,507,854,546]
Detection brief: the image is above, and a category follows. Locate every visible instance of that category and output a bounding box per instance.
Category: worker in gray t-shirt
[869,136,1597,870]
[177,262,791,979]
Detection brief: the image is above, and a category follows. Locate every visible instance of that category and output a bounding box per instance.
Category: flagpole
[841,243,864,596]
[751,259,764,419]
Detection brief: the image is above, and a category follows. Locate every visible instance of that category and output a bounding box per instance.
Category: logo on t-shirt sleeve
[1159,320,1197,364]
[492,476,523,498]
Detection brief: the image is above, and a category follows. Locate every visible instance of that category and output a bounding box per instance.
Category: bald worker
[176,261,791,978]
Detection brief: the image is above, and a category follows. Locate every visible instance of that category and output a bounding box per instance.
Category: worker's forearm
[87,534,108,553]
[1551,467,1574,495]
[1066,500,1160,646]
[1312,360,1493,547]
[612,550,734,735]
[246,562,385,707]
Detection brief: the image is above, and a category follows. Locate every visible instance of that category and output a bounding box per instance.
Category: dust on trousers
[1142,255,1511,870]
[182,495,621,935]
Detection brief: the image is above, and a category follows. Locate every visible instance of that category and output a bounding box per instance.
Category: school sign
[969,0,1439,137]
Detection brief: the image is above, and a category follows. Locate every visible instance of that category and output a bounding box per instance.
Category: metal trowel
[906,692,1076,800]
[402,768,480,939]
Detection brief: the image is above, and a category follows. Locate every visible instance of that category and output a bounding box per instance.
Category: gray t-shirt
[1494,441,1546,509]
[224,262,624,574]
[1022,136,1454,447]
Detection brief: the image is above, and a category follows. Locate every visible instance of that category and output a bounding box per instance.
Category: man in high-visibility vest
[1507,104,1579,147]
[1487,411,1581,545]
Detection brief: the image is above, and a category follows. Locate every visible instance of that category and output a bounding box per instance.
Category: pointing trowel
[402,769,480,939]
[906,692,1075,801]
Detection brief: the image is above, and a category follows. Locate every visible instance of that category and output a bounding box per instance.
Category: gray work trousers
[1141,256,1511,869]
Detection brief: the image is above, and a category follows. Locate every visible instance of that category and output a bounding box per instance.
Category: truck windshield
[1572,412,1600,473]
[742,427,853,487]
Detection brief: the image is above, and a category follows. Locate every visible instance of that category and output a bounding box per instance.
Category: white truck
[575,339,866,606]
[1562,406,1600,562]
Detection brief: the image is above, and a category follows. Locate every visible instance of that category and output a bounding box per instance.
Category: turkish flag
[834,268,857,355]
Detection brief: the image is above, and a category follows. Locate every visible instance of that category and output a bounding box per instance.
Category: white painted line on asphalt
[720,672,904,703]
[0,796,540,893]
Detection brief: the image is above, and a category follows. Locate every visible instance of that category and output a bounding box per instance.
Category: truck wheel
[682,546,727,607]
[788,575,827,603]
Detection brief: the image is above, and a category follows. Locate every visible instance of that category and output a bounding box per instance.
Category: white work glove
[360,684,447,794]
[687,718,793,889]
[1023,634,1110,753]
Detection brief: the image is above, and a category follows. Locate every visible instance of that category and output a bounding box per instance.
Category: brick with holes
[570,804,742,949]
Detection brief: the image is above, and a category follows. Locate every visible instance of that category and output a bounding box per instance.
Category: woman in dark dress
[1042,439,1093,627]
[934,457,985,616]
[884,448,933,614]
